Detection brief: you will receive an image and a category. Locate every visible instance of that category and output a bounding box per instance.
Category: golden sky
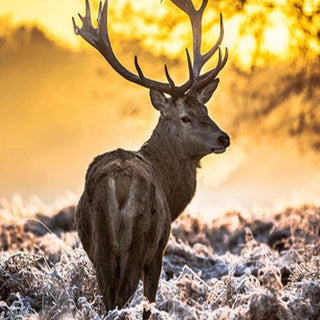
[2,0,318,68]
[0,0,82,47]
[0,0,320,215]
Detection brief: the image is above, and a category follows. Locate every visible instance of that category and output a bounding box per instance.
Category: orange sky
[0,0,82,47]
[1,0,314,69]
[0,0,320,217]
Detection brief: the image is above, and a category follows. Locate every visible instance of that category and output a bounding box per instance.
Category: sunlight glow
[0,0,81,47]
[235,35,257,70]
[304,0,314,15]
[1,0,319,70]
[1,0,320,210]
[263,11,289,56]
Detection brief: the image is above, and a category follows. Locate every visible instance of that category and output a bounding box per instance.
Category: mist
[0,18,319,217]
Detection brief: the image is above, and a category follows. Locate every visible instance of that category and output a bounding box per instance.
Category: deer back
[76,148,171,265]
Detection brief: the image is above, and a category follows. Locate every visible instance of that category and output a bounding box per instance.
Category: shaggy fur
[76,90,230,319]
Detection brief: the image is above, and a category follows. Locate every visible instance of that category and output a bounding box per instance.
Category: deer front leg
[142,249,164,320]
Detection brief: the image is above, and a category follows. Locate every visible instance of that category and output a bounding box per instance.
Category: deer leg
[116,263,142,309]
[97,248,143,311]
[95,259,118,311]
[143,249,164,320]
[115,240,145,309]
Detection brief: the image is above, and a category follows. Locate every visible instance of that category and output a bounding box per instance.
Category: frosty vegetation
[0,203,320,319]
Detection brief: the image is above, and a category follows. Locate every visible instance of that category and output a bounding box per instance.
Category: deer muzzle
[210,132,230,154]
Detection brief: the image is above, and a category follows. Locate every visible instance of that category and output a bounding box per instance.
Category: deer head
[73,0,230,158]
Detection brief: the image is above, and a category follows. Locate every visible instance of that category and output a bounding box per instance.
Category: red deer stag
[73,0,230,318]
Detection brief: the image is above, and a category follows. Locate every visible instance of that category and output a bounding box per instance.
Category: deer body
[140,119,198,221]
[74,0,230,318]
[77,148,171,310]
[76,117,199,310]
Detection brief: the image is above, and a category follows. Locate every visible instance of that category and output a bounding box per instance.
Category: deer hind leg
[142,249,164,320]
[95,248,141,311]
[95,257,119,311]
[115,252,144,309]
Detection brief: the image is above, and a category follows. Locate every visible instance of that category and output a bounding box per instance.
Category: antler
[73,0,227,97]
[170,0,228,91]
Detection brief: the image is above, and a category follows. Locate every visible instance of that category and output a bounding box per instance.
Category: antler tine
[170,0,196,15]
[74,0,227,98]
[201,13,224,66]
[185,49,194,84]
[134,56,146,82]
[164,65,176,90]
[74,0,197,97]
[176,48,195,94]
[97,1,109,49]
[171,0,210,77]
[221,47,229,69]
[85,0,92,19]
[170,0,228,92]
[199,0,208,15]
[204,46,222,81]
[193,47,228,91]
[201,47,229,81]
[72,17,79,35]
[76,0,92,25]
[72,0,98,47]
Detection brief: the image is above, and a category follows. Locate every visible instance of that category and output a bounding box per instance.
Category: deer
[73,0,230,318]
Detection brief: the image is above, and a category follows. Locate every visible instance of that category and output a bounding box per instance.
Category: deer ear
[150,89,169,114]
[198,79,220,104]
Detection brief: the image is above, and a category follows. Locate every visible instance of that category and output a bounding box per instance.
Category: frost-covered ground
[1,204,320,319]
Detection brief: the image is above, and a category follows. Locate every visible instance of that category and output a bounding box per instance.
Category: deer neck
[139,117,199,221]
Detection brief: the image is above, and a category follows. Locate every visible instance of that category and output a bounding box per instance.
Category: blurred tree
[227,0,320,151]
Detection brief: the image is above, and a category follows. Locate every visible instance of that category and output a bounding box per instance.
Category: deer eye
[181,116,192,124]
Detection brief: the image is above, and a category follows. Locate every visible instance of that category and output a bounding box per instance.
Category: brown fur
[74,1,230,317]
[76,91,230,319]
[76,148,171,312]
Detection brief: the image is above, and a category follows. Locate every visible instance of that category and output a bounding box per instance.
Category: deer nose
[218,133,230,148]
